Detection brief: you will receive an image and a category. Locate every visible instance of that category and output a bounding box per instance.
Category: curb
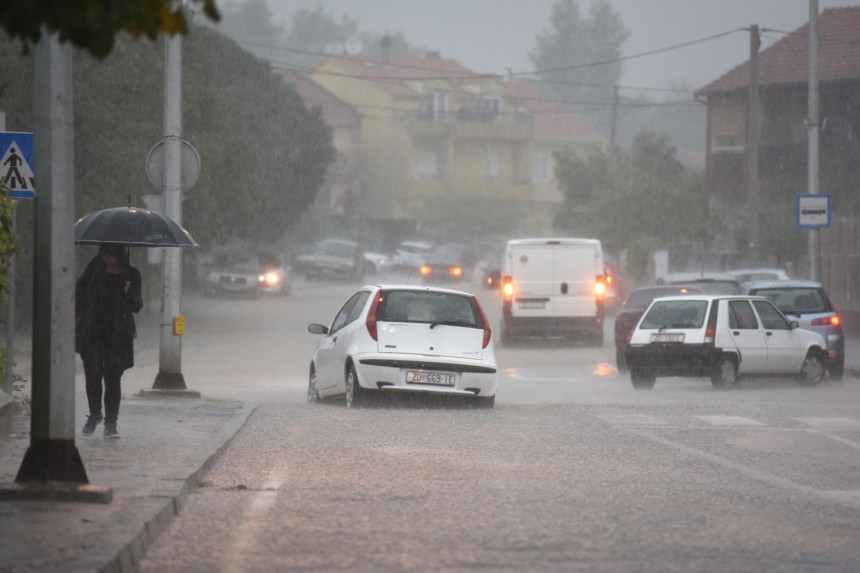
[99,400,258,573]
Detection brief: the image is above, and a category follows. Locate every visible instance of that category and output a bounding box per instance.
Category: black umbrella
[74,205,198,247]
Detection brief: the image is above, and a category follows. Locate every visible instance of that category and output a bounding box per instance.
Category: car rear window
[640,300,709,330]
[751,287,832,314]
[379,290,480,327]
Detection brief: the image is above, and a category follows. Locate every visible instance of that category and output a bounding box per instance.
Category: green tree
[0,0,220,58]
[530,0,628,137]
[0,181,16,304]
[554,131,706,279]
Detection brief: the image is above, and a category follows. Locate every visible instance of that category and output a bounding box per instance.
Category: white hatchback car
[625,294,828,389]
[307,284,498,407]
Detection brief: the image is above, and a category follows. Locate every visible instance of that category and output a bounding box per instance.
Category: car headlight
[259,271,281,286]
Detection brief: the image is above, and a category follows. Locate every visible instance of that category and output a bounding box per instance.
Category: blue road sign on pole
[0,131,35,199]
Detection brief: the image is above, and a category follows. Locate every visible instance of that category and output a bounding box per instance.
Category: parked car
[654,272,740,294]
[363,251,390,274]
[477,245,504,291]
[736,280,845,379]
[614,284,706,371]
[390,240,435,271]
[307,284,497,407]
[726,268,791,283]
[419,243,480,285]
[304,238,366,281]
[625,294,827,389]
[205,251,291,297]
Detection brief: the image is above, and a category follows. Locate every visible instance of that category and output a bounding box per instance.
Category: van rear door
[554,243,598,318]
[509,242,555,315]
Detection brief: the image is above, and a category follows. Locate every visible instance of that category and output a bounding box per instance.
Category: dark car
[205,251,291,297]
[655,272,740,295]
[614,284,705,371]
[736,280,845,379]
[419,243,480,284]
[477,245,504,291]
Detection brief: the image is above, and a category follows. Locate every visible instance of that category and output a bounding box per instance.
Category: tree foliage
[530,0,628,137]
[0,0,220,58]
[0,181,16,304]
[554,132,706,279]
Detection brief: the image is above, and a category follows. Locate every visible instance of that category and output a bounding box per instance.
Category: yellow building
[310,51,603,240]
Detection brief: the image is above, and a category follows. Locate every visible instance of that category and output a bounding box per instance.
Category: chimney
[380,35,392,66]
[425,50,441,59]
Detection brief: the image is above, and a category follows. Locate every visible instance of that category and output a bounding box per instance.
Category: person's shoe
[82,414,102,436]
[103,421,121,440]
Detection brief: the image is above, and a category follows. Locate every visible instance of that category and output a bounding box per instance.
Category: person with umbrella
[75,243,143,439]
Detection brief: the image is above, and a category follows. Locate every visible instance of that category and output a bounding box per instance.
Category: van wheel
[500,322,516,347]
[798,351,825,386]
[711,355,738,388]
[589,329,604,347]
[630,369,656,390]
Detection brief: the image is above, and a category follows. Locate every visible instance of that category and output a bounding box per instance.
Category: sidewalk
[0,392,255,573]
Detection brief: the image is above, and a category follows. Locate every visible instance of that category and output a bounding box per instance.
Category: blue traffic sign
[0,131,35,199]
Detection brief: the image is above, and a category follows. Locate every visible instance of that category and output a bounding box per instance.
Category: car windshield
[212,254,259,272]
[752,287,831,314]
[379,290,480,327]
[624,287,700,310]
[640,300,709,330]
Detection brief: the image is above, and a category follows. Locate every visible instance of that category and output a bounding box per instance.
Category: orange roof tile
[505,80,604,142]
[698,7,860,95]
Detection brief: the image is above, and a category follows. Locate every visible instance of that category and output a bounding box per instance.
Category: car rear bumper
[354,353,498,397]
[625,344,719,376]
[504,314,602,336]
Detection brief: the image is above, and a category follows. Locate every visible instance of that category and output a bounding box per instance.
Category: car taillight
[704,303,718,343]
[473,296,492,349]
[450,266,463,277]
[811,315,839,327]
[420,265,432,275]
[503,278,513,298]
[594,276,606,297]
[366,292,382,341]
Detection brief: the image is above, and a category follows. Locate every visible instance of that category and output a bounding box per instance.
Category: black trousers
[81,344,124,422]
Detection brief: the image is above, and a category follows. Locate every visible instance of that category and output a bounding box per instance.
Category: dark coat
[75,255,143,372]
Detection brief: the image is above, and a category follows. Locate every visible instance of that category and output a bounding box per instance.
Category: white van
[500,238,605,345]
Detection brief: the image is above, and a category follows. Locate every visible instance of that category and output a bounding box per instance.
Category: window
[418,149,443,178]
[379,290,480,327]
[641,300,708,330]
[330,291,366,333]
[729,300,758,330]
[752,300,791,330]
[532,153,550,182]
[486,150,500,180]
[430,91,448,121]
[482,95,502,116]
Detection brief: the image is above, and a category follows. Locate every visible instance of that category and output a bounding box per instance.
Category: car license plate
[518,300,546,310]
[651,333,684,343]
[406,370,455,386]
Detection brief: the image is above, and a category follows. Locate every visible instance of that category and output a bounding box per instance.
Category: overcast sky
[269,0,859,96]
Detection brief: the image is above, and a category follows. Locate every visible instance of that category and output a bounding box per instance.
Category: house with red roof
[271,65,363,219]
[696,6,860,224]
[307,48,604,240]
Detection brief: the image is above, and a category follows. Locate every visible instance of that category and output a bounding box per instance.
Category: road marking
[795,417,860,430]
[695,415,765,426]
[595,413,667,425]
[624,427,860,511]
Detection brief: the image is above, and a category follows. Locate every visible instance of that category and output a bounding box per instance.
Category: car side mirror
[789,320,799,329]
[308,323,329,335]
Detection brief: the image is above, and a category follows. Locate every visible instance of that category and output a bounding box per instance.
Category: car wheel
[615,347,628,372]
[308,365,320,403]
[710,355,739,388]
[473,395,495,409]
[630,368,656,390]
[798,351,825,386]
[344,363,368,407]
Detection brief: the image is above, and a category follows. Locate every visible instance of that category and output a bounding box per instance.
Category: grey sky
[268,0,859,94]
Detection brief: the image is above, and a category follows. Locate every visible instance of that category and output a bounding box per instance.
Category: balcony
[401,108,533,141]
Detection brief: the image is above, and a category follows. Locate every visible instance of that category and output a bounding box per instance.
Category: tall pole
[15,32,87,483]
[153,30,187,389]
[609,85,619,148]
[807,0,821,281]
[747,25,761,265]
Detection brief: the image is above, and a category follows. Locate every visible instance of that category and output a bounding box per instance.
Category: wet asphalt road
[133,274,860,572]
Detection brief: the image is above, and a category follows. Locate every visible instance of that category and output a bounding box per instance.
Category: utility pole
[747,25,761,265]
[807,0,821,281]
[609,85,619,148]
[152,29,189,390]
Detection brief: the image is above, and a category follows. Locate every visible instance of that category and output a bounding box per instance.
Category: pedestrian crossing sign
[0,132,35,199]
